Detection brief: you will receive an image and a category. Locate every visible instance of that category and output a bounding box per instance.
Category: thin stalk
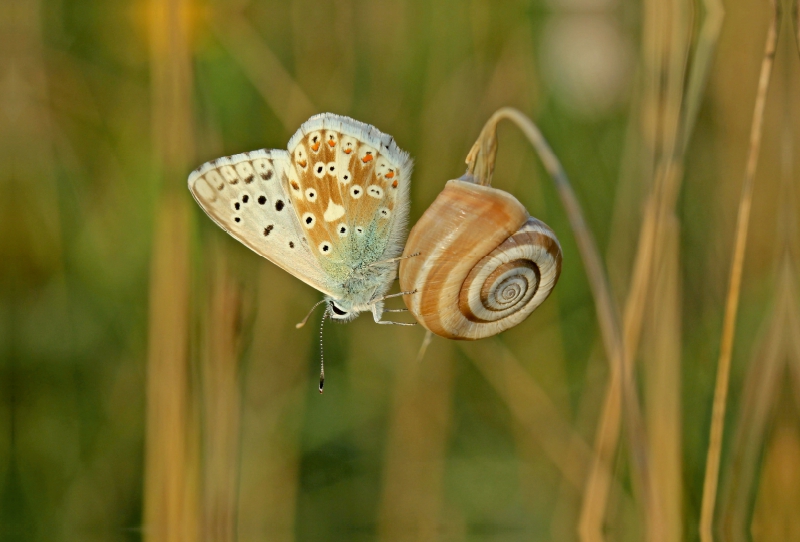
[464,107,655,538]
[699,2,780,539]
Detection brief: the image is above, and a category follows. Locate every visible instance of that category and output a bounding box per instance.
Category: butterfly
[188,113,416,387]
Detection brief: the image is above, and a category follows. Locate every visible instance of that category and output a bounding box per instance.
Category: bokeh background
[4,0,800,540]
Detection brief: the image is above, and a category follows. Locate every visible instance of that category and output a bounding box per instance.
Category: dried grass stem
[465,107,654,538]
[699,3,780,540]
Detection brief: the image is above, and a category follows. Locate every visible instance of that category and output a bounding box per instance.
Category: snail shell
[399,179,562,340]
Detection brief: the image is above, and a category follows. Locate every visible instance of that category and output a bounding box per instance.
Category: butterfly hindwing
[286,114,412,283]
[188,150,336,296]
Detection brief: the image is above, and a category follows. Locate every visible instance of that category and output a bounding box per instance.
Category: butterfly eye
[330,303,347,316]
[349,185,363,199]
[318,241,332,255]
[305,188,317,202]
[302,213,316,228]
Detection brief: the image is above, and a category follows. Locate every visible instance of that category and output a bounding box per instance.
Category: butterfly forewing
[188,149,336,296]
[287,114,412,283]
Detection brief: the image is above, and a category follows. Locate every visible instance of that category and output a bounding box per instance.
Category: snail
[398,108,567,341]
[399,176,562,340]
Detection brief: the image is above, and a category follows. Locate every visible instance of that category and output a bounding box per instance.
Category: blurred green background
[4,0,800,540]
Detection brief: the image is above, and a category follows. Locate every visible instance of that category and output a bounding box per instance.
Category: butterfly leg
[367,252,421,268]
[371,296,416,326]
[371,290,417,303]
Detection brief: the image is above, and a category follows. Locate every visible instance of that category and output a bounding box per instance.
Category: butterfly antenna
[319,309,328,393]
[296,298,328,329]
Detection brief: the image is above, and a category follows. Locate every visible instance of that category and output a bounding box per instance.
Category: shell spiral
[399,179,562,340]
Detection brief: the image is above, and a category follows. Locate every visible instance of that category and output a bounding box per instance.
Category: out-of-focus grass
[4,0,800,541]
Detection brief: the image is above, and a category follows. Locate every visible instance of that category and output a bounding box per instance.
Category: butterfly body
[188,113,413,323]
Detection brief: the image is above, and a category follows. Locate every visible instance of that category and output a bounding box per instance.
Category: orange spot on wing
[291,181,300,191]
[311,142,321,151]
[385,171,395,179]
[361,154,373,163]
[328,139,336,147]
[392,180,398,188]
[298,160,307,168]
[344,148,352,154]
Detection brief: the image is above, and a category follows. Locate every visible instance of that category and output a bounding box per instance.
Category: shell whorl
[459,217,561,324]
[399,180,562,340]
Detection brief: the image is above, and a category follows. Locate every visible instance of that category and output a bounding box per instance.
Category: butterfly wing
[284,113,413,284]
[188,149,337,297]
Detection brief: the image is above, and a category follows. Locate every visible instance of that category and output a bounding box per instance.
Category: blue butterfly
[188,113,417,389]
